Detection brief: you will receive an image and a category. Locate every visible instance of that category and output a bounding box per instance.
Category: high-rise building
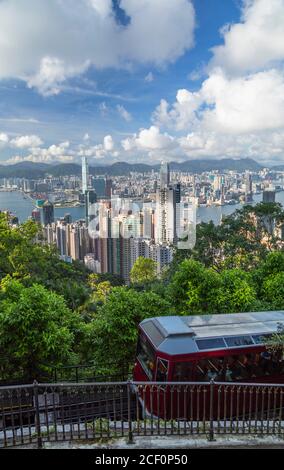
[155,186,177,244]
[245,171,253,202]
[105,178,112,198]
[85,189,97,226]
[150,243,173,274]
[42,200,54,226]
[263,189,276,203]
[82,156,89,194]
[92,178,106,197]
[160,161,170,189]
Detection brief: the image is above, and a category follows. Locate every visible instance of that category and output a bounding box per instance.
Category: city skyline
[0,1,284,167]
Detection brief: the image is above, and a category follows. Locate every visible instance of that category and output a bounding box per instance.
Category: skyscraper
[82,156,89,194]
[155,187,177,244]
[160,161,170,188]
[42,200,54,226]
[263,188,276,203]
[85,189,97,226]
[245,171,253,203]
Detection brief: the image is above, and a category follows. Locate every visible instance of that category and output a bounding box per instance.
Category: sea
[0,190,283,225]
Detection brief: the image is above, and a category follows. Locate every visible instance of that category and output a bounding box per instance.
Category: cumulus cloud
[154,69,284,134]
[0,0,195,95]
[121,126,176,155]
[210,0,284,75]
[103,135,114,151]
[150,1,284,164]
[153,89,202,131]
[0,133,9,144]
[10,134,43,148]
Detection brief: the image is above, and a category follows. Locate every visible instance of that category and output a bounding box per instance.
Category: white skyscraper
[155,187,177,244]
[82,156,89,194]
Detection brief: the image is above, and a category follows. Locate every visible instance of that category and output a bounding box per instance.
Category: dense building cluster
[1,162,283,282]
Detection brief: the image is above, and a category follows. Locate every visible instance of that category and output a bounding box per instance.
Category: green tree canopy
[83,287,171,374]
[130,257,157,285]
[0,277,84,381]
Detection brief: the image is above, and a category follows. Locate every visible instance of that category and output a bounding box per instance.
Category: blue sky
[0,0,284,166]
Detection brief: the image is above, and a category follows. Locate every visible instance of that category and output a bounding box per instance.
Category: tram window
[172,362,193,381]
[195,357,225,381]
[196,338,226,350]
[252,334,272,344]
[156,358,169,382]
[137,335,155,380]
[225,336,254,347]
[195,352,284,382]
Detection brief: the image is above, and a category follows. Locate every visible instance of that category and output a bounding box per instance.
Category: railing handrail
[1,378,284,448]
[1,379,284,391]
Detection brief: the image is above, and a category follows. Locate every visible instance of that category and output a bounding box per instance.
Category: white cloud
[153,89,202,131]
[145,72,154,82]
[0,133,9,144]
[121,126,176,153]
[27,57,89,97]
[0,0,195,95]
[10,134,43,148]
[153,68,284,134]
[103,135,114,151]
[117,104,132,122]
[210,0,284,75]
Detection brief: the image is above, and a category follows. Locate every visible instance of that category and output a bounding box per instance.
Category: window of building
[137,335,155,380]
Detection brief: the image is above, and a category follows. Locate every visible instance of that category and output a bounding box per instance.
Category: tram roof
[140,311,284,356]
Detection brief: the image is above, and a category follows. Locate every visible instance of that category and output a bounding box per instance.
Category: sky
[0,0,284,166]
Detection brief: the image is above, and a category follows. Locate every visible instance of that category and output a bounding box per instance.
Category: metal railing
[1,380,284,448]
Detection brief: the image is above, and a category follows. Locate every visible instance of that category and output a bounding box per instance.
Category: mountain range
[0,158,266,179]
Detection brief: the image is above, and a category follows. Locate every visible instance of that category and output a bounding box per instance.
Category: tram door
[149,358,169,418]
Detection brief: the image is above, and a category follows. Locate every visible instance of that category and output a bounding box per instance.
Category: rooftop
[140,311,284,356]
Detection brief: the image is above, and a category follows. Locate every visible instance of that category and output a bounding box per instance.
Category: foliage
[168,260,257,315]
[130,257,157,285]
[213,269,256,313]
[0,277,84,381]
[263,323,284,355]
[187,203,284,271]
[82,287,171,373]
[0,213,90,309]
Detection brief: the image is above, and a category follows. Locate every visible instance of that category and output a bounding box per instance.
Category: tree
[168,260,257,315]
[214,269,256,313]
[78,274,112,320]
[168,259,221,315]
[0,214,91,309]
[130,257,157,285]
[264,323,284,355]
[83,287,171,374]
[0,277,84,381]
[261,272,284,309]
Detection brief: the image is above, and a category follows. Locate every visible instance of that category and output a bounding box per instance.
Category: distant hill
[271,164,284,171]
[0,157,263,179]
[170,158,263,173]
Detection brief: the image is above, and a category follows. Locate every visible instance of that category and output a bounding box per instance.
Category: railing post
[127,380,134,444]
[208,379,215,442]
[33,380,42,448]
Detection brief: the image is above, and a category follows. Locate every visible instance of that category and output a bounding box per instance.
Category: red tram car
[133,311,284,419]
